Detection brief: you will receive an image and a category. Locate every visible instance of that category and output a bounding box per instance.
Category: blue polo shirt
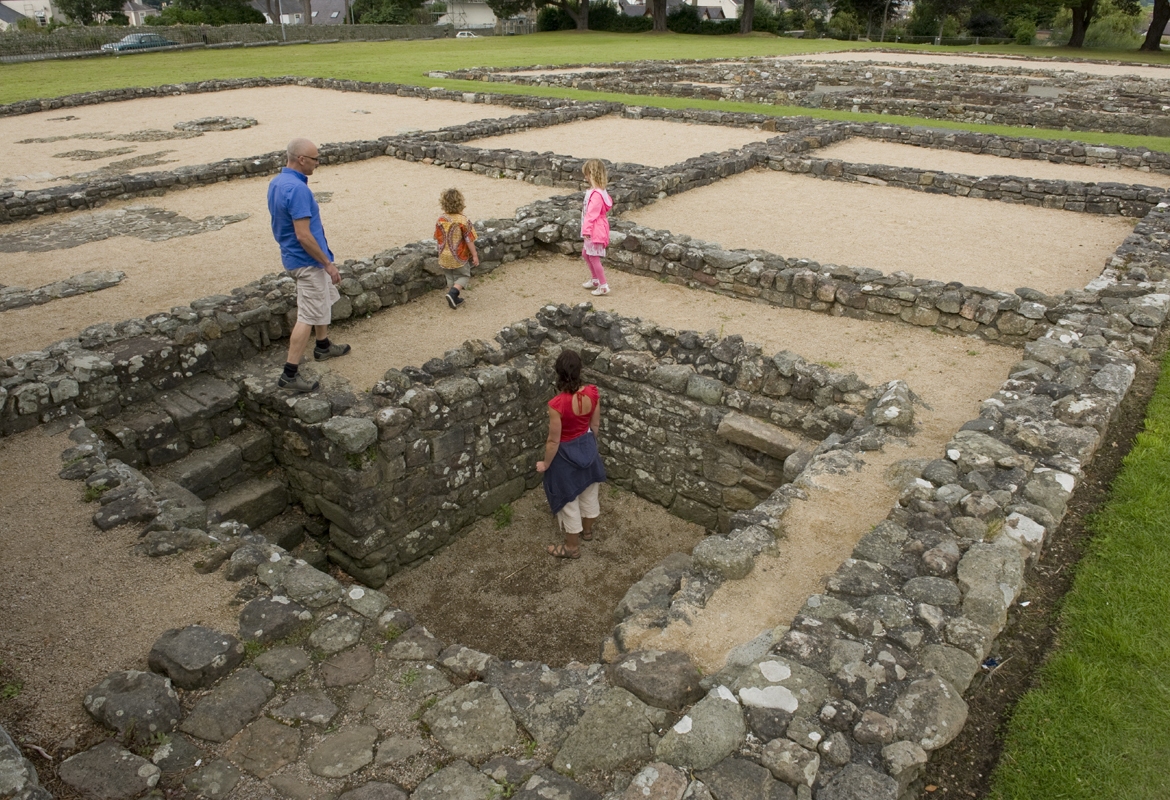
[267,167,333,270]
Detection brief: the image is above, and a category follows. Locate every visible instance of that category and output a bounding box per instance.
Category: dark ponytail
[554,350,583,394]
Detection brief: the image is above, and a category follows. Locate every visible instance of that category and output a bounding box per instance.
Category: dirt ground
[0,424,241,747]
[771,50,1170,80]
[819,137,1170,186]
[381,486,705,667]
[466,115,778,168]
[0,158,559,356]
[0,86,528,191]
[626,167,1134,295]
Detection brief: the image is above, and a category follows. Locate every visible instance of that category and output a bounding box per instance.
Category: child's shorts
[444,264,472,289]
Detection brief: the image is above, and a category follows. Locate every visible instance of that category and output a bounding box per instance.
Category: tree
[1066,0,1095,46]
[739,0,754,33]
[486,0,589,30]
[1141,0,1169,49]
[55,0,125,24]
[352,0,424,22]
[649,0,666,30]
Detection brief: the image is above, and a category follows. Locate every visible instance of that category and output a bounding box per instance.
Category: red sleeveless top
[548,385,599,442]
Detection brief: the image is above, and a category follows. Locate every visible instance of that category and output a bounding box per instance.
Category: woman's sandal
[547,544,580,559]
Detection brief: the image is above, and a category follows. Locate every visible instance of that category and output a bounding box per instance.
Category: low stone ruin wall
[451,59,1170,138]
[6,75,1170,228]
[40,226,1153,800]
[0,218,540,435]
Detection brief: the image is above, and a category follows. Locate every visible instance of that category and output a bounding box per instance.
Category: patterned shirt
[434,213,478,269]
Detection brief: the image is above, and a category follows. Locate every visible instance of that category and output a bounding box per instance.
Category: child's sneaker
[591,284,610,296]
[446,287,460,309]
[582,278,599,289]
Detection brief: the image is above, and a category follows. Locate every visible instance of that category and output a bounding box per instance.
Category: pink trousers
[583,254,607,286]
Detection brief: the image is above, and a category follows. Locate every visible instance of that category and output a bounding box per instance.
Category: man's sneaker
[582,278,599,289]
[591,284,610,296]
[446,287,460,309]
[454,295,465,308]
[278,373,319,393]
[314,342,351,361]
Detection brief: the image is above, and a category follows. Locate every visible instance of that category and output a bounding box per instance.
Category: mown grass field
[3,32,1170,151]
[4,30,1170,797]
[989,349,1170,800]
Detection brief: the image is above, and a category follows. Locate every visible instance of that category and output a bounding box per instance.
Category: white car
[455,31,479,38]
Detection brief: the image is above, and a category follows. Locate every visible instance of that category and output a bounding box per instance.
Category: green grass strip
[3,32,1170,153]
[989,352,1170,800]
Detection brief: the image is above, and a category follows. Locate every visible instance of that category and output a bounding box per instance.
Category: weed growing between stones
[383,625,402,642]
[493,504,514,529]
[82,485,108,503]
[1,681,21,700]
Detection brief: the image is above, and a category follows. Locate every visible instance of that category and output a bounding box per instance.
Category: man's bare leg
[287,320,314,365]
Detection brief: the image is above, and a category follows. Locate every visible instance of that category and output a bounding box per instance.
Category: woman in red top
[536,350,607,559]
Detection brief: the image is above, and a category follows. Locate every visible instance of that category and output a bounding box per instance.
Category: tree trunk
[739,0,755,34]
[1068,0,1095,46]
[651,0,666,31]
[1141,0,1169,50]
[561,0,588,29]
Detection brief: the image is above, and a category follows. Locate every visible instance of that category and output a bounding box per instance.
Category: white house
[437,0,497,29]
[1,0,56,26]
[0,2,28,29]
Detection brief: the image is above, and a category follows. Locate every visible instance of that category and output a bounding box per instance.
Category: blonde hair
[582,159,607,189]
[440,188,465,215]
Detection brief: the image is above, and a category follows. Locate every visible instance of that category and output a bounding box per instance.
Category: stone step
[258,508,308,551]
[207,477,289,530]
[154,426,273,500]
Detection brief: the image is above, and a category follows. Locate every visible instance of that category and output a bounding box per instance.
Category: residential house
[436,0,496,29]
[0,0,55,26]
[122,0,158,25]
[248,0,350,25]
[0,2,28,29]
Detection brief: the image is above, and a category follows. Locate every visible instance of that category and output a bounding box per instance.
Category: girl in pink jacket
[580,159,613,296]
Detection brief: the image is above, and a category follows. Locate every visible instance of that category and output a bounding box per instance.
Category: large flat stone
[208,478,288,530]
[225,717,301,778]
[58,741,160,800]
[716,412,801,461]
[148,625,244,690]
[423,682,518,761]
[179,668,274,743]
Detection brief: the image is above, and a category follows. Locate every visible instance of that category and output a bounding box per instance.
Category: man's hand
[325,263,341,285]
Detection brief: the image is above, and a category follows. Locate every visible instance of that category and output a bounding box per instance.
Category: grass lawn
[989,350,1170,800]
[3,32,1170,152]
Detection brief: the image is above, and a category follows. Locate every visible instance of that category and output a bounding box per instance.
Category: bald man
[267,137,351,392]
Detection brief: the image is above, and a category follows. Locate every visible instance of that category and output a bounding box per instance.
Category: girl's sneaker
[591,284,610,296]
[582,278,599,289]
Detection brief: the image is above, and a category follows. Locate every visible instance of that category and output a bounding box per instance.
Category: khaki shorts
[445,264,472,290]
[289,265,341,326]
[556,482,600,534]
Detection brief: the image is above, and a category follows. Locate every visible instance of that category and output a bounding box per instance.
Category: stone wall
[451,59,1170,138]
[257,303,899,584]
[518,192,1170,352]
[0,221,539,435]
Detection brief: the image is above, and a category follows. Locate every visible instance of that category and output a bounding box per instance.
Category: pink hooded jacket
[580,188,613,248]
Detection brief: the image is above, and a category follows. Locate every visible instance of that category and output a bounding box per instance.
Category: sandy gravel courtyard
[467,115,778,167]
[819,138,1170,187]
[0,158,559,356]
[1,86,529,190]
[627,168,1134,294]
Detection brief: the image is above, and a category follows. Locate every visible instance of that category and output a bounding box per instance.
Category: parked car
[455,31,479,38]
[101,33,178,52]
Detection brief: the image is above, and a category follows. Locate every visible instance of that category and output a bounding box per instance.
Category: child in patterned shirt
[434,188,480,310]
